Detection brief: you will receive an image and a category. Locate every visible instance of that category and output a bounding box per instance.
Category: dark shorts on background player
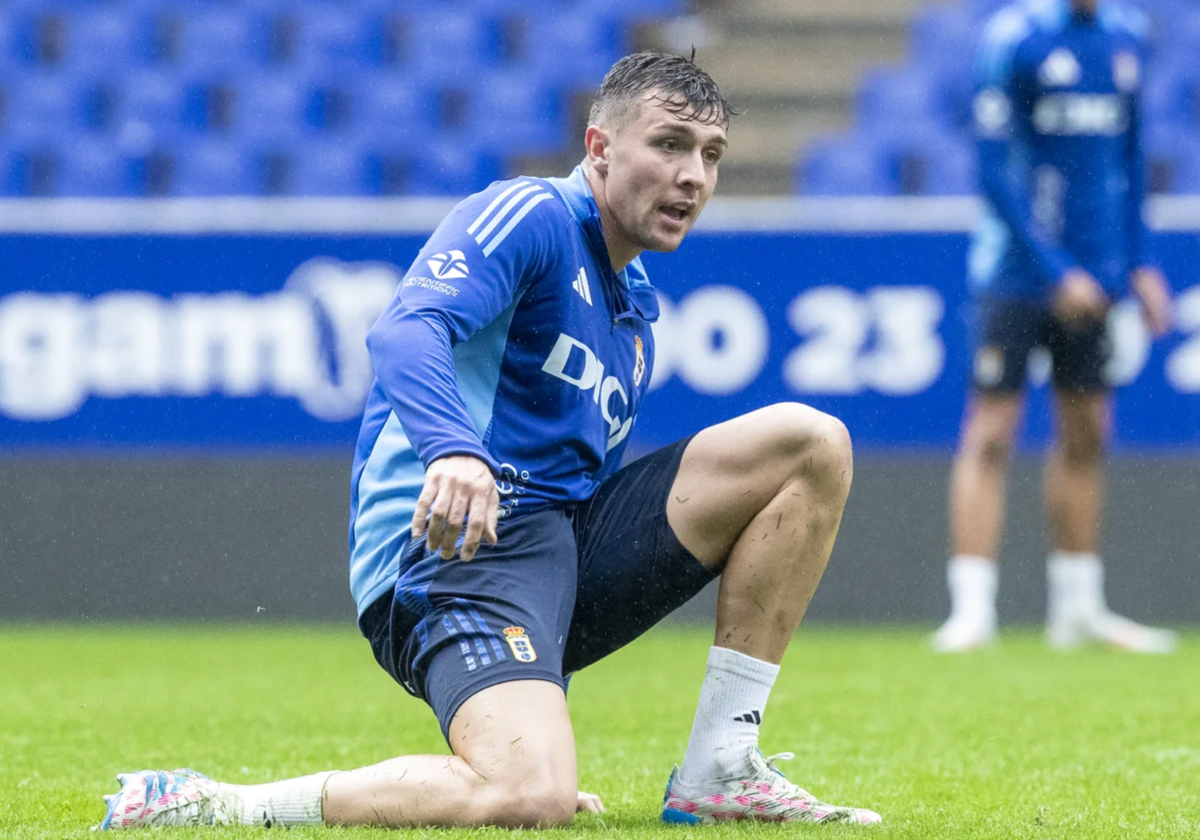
[971,296,1112,393]
[359,436,717,739]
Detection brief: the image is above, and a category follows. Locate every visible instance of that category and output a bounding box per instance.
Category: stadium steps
[652,0,942,194]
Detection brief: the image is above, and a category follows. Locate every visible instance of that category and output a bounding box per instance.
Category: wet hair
[588,51,733,132]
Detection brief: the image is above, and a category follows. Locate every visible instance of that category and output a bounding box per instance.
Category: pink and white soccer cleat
[95,769,231,830]
[661,748,881,826]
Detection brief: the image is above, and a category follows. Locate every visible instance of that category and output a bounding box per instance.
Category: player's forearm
[366,309,500,475]
[978,139,1075,287]
[1123,108,1150,276]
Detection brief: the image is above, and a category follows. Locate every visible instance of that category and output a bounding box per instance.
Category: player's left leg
[659,403,877,824]
[1044,387,1176,652]
[563,402,877,824]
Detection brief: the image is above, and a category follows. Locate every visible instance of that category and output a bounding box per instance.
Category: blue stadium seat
[1155,11,1200,72]
[922,134,977,196]
[59,8,154,73]
[287,138,366,195]
[232,75,317,143]
[283,4,377,73]
[350,71,439,151]
[521,12,626,86]
[405,11,500,83]
[1143,63,1199,131]
[882,128,977,196]
[1171,144,1200,195]
[912,4,980,65]
[460,71,566,155]
[171,139,261,196]
[54,137,136,196]
[111,71,193,154]
[0,11,21,73]
[0,142,54,195]
[1146,125,1200,194]
[966,0,1011,21]
[1138,0,1198,34]
[470,0,575,15]
[1,73,91,142]
[910,5,979,128]
[5,5,45,66]
[410,140,501,196]
[169,8,270,73]
[579,0,684,18]
[855,66,952,132]
[799,136,897,196]
[366,137,500,196]
[4,135,137,196]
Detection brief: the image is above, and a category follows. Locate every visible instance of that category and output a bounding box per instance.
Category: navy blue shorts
[358,436,716,739]
[971,297,1111,393]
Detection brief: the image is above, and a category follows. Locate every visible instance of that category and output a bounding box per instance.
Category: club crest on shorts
[633,335,646,387]
[503,626,537,662]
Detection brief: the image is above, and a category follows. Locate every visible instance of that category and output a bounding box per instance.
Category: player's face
[589,93,727,268]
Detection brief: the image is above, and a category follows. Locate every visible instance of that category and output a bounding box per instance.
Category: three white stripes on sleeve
[467,181,554,257]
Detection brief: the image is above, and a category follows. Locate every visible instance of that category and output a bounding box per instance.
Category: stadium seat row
[801,0,1200,195]
[0,8,635,82]
[0,72,570,154]
[801,126,1200,196]
[2,138,504,196]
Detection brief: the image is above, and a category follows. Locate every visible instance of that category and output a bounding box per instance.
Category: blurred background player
[933,0,1177,653]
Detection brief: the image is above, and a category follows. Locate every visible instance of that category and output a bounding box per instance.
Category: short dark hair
[588,51,732,132]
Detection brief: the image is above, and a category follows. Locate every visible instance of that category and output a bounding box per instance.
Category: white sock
[679,646,779,786]
[216,770,336,827]
[946,554,998,626]
[1047,551,1105,620]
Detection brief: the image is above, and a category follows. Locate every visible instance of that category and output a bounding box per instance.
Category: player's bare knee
[771,404,853,501]
[485,780,575,829]
[1060,431,1104,466]
[970,433,1011,470]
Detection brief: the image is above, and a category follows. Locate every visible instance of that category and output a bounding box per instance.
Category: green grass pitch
[3,624,1198,839]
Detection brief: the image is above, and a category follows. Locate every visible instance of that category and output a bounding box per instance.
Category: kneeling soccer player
[98,52,881,830]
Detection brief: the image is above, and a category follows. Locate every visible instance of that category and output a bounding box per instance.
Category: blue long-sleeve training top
[968,0,1153,302]
[348,167,660,615]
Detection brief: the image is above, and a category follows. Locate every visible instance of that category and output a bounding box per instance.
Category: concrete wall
[2,455,1196,626]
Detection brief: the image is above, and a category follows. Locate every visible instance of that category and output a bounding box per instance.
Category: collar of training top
[546,167,652,289]
[546,166,659,323]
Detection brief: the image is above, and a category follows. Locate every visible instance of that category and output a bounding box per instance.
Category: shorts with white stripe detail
[359,435,717,740]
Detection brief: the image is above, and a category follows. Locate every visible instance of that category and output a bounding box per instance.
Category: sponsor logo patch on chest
[1038,48,1082,87]
[1032,94,1126,136]
[541,332,635,452]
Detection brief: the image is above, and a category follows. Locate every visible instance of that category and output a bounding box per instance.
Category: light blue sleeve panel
[973,3,1074,289]
[1103,2,1154,275]
[365,179,559,475]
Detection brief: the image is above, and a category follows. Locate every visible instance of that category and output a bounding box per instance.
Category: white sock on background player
[215,770,335,826]
[932,554,997,652]
[1046,551,1177,652]
[679,646,779,785]
[1046,550,1103,636]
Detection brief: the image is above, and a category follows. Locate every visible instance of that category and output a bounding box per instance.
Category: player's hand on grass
[1053,267,1108,326]
[1130,266,1173,337]
[576,791,605,814]
[412,455,499,562]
